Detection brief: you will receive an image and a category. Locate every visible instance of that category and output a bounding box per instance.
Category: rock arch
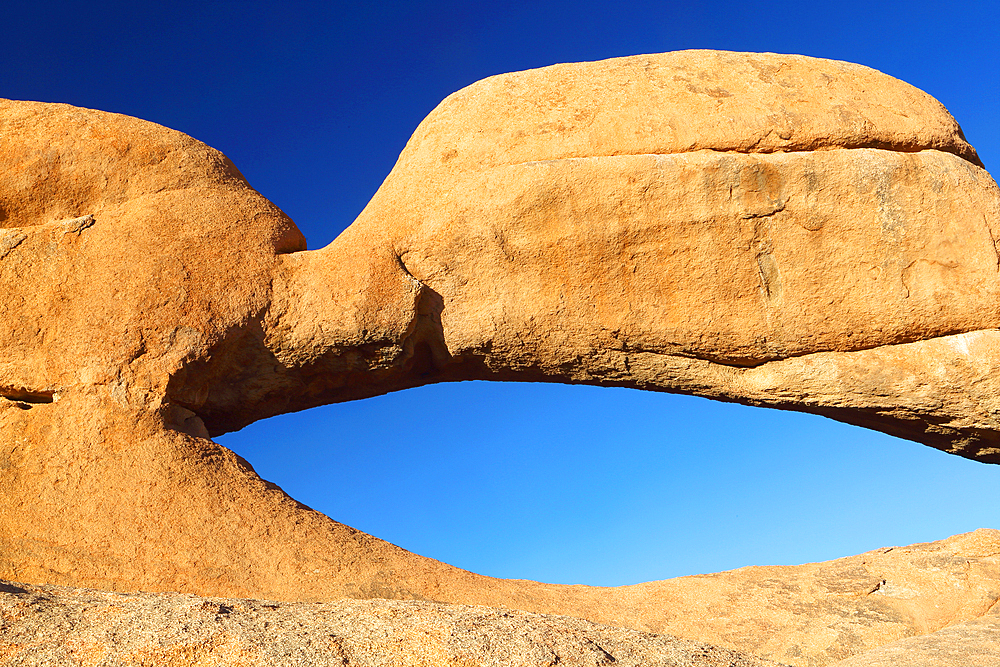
[2,52,999,660]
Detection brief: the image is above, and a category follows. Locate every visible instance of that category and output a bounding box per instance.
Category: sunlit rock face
[1,51,999,667]
[0,580,788,667]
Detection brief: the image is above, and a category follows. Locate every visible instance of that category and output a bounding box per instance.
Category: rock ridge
[407,51,981,169]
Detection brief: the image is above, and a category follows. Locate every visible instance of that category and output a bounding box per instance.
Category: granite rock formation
[1,531,998,667]
[2,50,1000,666]
[0,581,784,667]
[835,615,1000,667]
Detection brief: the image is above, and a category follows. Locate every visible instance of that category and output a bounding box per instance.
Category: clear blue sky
[8,0,999,586]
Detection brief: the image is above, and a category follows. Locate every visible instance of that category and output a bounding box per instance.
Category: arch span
[2,53,999,657]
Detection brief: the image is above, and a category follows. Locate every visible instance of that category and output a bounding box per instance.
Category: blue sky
[8,0,999,586]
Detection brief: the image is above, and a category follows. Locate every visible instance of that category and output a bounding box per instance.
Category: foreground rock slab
[607,529,1000,665]
[835,615,1000,667]
[0,580,784,667]
[2,532,999,666]
[3,566,998,667]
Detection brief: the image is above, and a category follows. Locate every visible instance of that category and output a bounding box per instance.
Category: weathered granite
[0,580,786,667]
[2,51,998,666]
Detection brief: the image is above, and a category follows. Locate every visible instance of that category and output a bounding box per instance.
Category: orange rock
[2,51,999,666]
[0,580,785,667]
[836,615,1000,667]
[1,532,997,666]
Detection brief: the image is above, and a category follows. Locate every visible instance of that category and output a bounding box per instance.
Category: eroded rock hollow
[2,50,999,666]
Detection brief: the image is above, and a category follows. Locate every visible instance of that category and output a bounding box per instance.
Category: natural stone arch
[172,51,1000,462]
[2,50,1000,665]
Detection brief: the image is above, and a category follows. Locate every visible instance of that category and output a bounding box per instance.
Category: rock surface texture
[834,615,1000,667]
[0,581,785,667]
[1,532,998,667]
[2,50,1000,665]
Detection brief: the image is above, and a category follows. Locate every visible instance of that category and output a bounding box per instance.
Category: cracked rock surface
[2,50,1000,666]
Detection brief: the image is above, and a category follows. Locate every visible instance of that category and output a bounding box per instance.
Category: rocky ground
[0,580,784,667]
[3,577,999,667]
